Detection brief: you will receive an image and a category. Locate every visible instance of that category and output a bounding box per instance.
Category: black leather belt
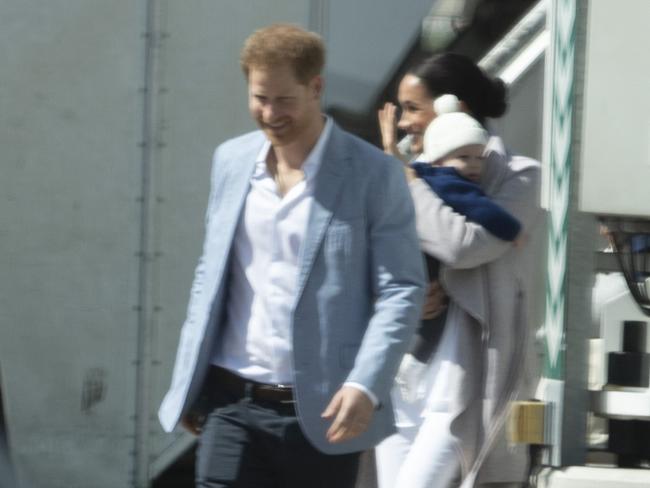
[208,366,295,404]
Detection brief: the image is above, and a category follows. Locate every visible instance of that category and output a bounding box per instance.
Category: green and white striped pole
[541,0,576,466]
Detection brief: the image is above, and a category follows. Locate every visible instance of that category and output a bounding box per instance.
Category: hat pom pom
[433,94,461,115]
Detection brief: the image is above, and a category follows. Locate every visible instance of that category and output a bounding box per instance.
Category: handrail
[479,0,548,79]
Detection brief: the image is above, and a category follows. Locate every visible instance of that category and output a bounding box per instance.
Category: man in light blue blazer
[158,23,425,487]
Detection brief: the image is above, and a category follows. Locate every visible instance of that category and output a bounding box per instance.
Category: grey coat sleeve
[409,160,541,269]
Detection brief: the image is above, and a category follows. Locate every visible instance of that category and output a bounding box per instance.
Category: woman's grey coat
[408,136,544,487]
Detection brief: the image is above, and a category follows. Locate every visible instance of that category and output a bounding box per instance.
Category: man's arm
[351,156,426,398]
[322,155,426,443]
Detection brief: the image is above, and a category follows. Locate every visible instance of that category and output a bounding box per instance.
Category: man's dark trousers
[195,377,360,488]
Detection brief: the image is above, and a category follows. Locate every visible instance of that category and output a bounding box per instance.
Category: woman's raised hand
[378,102,399,156]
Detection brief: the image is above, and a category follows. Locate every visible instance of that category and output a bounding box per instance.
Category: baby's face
[438,144,486,183]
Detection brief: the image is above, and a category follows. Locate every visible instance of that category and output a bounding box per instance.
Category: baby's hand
[513,232,527,248]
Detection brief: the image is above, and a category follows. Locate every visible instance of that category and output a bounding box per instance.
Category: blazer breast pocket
[324,217,365,260]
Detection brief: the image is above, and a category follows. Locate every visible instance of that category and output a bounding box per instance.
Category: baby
[413,93,521,243]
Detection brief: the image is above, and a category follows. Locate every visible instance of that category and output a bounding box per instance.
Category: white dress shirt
[211,118,331,385]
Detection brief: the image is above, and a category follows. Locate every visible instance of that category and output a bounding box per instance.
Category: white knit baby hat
[421,94,488,163]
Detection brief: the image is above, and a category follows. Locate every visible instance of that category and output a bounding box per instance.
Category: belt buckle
[275,384,295,404]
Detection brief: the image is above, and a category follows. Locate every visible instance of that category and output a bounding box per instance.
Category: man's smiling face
[248,63,322,147]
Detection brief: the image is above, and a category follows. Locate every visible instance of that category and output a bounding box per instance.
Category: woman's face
[397,74,436,155]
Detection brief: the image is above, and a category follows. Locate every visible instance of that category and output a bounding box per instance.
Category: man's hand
[513,231,528,249]
[321,386,374,444]
[180,412,203,436]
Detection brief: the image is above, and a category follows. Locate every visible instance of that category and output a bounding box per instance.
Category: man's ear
[310,75,323,99]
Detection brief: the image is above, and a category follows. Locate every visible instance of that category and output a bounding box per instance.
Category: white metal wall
[579,0,650,217]
[0,1,147,486]
[324,0,434,111]
[492,55,546,162]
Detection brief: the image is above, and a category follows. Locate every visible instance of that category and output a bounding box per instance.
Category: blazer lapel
[206,138,262,265]
[294,124,348,300]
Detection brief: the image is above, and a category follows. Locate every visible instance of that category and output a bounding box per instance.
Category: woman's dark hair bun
[409,53,509,122]
[481,77,508,118]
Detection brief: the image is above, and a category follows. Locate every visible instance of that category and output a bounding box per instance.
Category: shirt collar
[253,116,333,180]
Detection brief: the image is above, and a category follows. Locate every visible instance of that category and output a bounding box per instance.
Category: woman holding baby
[375,53,543,488]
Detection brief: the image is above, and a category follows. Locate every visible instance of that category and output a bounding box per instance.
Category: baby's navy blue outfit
[411,164,521,240]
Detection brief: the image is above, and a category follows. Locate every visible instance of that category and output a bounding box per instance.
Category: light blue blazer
[158,123,425,454]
